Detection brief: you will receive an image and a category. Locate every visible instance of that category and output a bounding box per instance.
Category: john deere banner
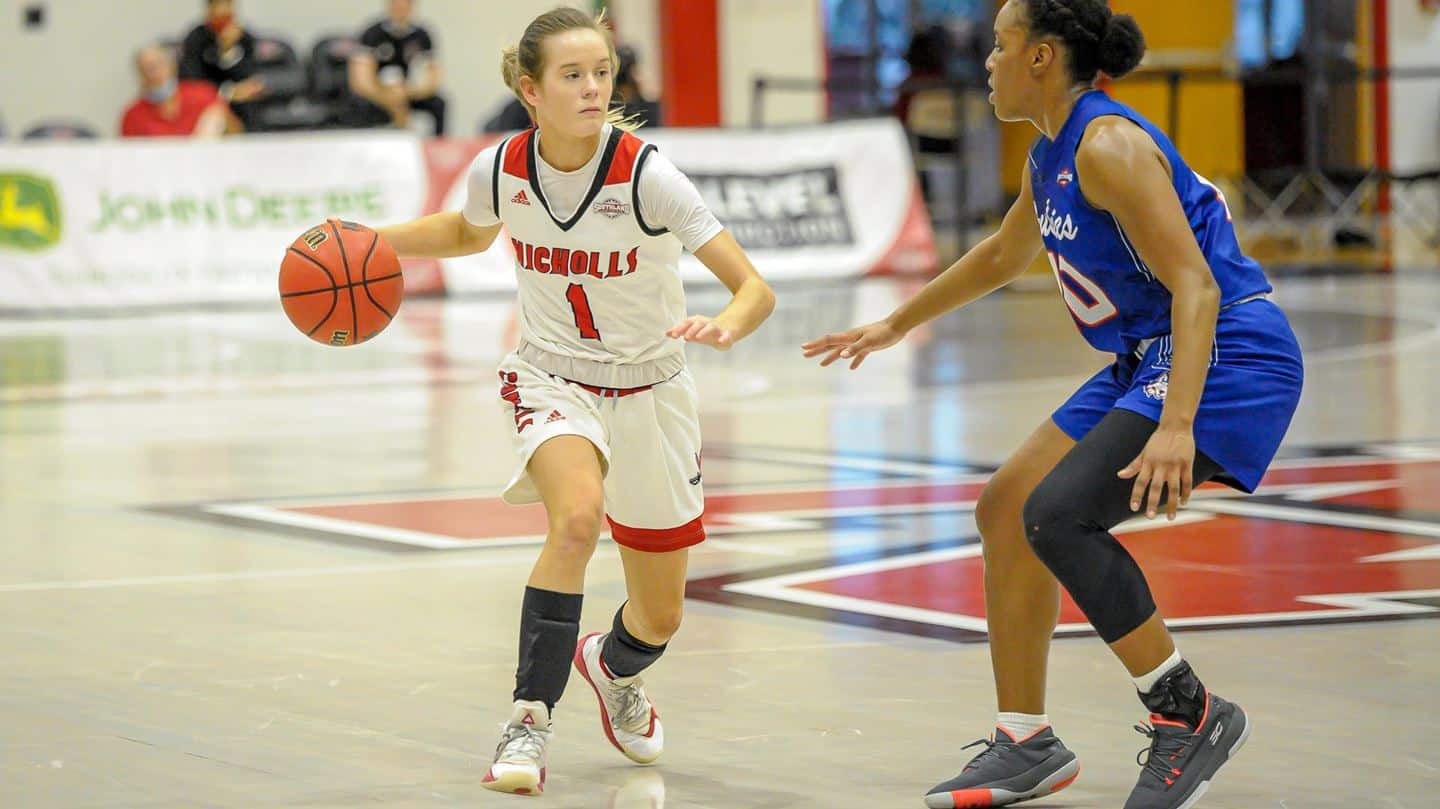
[0,120,935,310]
[0,133,425,309]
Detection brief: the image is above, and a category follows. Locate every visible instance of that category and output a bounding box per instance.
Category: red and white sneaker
[573,632,664,764]
[481,700,552,796]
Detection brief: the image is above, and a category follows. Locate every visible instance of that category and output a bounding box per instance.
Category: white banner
[0,132,425,310]
[438,119,936,294]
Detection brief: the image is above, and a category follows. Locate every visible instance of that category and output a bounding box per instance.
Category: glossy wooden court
[3,247,1438,807]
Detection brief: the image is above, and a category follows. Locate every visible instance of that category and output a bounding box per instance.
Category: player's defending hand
[1118,425,1196,521]
[668,315,737,351]
[802,320,905,369]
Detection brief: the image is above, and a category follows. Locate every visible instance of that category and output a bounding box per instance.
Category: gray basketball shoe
[1124,692,1251,809]
[924,725,1080,808]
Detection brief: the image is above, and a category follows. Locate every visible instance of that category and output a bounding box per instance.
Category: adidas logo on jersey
[511,189,532,206]
[545,410,565,424]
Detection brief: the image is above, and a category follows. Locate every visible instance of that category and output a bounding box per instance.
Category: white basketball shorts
[495,354,705,552]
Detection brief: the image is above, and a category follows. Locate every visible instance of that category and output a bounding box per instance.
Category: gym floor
[3,256,1438,807]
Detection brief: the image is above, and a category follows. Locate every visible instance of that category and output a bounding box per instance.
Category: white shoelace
[495,722,548,764]
[610,681,652,732]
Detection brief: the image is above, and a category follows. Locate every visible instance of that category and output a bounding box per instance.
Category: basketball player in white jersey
[375,7,775,797]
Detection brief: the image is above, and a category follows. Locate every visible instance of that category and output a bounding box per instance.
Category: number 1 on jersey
[566,283,602,340]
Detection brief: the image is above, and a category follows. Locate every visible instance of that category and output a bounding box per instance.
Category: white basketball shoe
[573,632,664,764]
[481,699,552,796]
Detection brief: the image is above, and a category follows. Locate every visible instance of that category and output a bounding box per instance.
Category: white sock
[996,712,1049,740]
[1133,650,1184,695]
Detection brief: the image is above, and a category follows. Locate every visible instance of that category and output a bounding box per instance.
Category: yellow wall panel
[997,0,1242,194]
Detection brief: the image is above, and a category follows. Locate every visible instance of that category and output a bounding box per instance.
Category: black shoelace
[1134,723,1191,787]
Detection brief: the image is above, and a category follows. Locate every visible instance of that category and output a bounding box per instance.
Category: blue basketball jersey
[1029,90,1272,354]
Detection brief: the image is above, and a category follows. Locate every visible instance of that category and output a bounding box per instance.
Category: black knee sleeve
[1023,482,1158,643]
[1022,410,1224,643]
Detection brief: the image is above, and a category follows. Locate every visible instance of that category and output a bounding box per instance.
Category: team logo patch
[1057,167,1074,187]
[511,189,531,206]
[1143,372,1169,401]
[592,197,631,219]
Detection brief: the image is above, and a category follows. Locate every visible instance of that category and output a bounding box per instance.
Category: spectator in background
[481,95,533,133]
[483,43,660,133]
[179,0,267,126]
[893,24,952,127]
[346,0,447,134]
[614,45,662,127]
[121,44,236,137]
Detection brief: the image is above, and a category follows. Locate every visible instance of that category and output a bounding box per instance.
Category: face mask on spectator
[208,13,234,33]
[145,79,177,103]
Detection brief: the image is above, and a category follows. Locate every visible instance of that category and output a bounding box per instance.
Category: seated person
[894,24,952,138]
[482,45,658,133]
[481,97,532,133]
[614,45,662,127]
[121,44,237,137]
[345,0,446,134]
[179,0,267,125]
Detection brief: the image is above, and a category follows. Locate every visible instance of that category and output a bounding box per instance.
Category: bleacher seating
[22,120,99,140]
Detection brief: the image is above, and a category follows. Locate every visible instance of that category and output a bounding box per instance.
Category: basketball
[278,219,404,346]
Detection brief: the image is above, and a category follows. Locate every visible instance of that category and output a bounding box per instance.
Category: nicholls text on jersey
[510,239,640,279]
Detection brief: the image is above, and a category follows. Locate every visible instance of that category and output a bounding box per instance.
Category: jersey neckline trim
[526,126,626,232]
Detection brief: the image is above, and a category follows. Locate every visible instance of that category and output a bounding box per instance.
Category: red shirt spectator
[122,80,229,137]
[121,44,234,138]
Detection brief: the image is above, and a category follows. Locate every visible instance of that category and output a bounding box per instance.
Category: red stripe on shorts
[607,514,705,552]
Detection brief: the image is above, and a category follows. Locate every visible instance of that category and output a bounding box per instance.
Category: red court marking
[1318,463,1440,512]
[797,517,1440,621]
[293,498,547,539]
[1255,462,1417,487]
[271,460,1439,549]
[285,481,991,541]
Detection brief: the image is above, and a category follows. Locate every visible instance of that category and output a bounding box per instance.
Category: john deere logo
[0,173,62,250]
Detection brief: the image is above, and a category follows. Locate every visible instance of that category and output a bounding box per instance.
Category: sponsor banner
[0,132,427,309]
[0,121,934,309]
[435,118,937,294]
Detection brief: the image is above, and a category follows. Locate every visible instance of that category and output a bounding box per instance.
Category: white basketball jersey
[492,127,686,389]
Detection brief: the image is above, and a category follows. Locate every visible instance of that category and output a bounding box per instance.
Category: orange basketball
[279,219,404,346]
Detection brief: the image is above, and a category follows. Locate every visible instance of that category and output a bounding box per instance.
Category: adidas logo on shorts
[545,410,565,424]
[511,189,532,206]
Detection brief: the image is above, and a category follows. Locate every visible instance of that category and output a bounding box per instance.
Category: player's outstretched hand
[801,320,905,369]
[668,315,737,351]
[1118,425,1196,521]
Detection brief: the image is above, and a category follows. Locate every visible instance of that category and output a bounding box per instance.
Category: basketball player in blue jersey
[805,2,1302,807]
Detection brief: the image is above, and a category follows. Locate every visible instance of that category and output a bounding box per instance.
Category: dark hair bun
[1098,14,1145,78]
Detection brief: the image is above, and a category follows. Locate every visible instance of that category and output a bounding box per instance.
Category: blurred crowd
[70,0,660,141]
